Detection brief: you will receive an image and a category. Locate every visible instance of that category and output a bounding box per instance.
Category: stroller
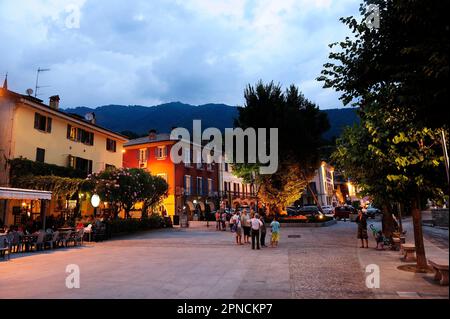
[369,224,393,250]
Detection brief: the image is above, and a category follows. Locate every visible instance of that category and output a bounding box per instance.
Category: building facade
[123,131,220,220]
[0,87,128,226]
[300,161,337,207]
[218,160,257,210]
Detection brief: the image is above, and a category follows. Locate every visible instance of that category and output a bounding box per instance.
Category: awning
[185,201,195,211]
[0,187,52,200]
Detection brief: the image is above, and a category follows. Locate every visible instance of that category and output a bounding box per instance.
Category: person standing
[250,214,263,250]
[356,210,368,248]
[241,209,251,244]
[259,216,267,247]
[221,210,227,231]
[215,210,221,231]
[270,217,281,248]
[232,212,243,245]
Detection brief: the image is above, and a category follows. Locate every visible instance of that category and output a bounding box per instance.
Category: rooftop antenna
[35,67,50,97]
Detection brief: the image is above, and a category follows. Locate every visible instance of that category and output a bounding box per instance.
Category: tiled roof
[124,133,173,146]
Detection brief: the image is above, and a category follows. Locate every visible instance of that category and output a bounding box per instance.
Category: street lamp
[91,194,100,217]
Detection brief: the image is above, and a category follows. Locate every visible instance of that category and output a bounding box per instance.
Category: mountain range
[63,102,359,141]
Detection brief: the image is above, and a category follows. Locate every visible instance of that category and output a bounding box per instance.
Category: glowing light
[91,194,101,208]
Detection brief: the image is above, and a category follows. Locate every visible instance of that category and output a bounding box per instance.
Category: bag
[231,224,237,233]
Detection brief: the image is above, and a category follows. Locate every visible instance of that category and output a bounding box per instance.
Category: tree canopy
[233,81,330,212]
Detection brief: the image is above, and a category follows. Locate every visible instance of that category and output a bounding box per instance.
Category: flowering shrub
[87,168,168,219]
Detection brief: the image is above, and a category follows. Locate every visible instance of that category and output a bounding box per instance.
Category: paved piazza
[0,219,448,299]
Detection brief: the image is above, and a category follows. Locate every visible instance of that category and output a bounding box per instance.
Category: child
[270,217,280,248]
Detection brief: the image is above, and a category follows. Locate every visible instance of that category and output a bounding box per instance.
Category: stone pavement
[0,219,447,299]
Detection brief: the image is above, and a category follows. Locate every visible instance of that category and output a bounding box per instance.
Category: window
[106,138,116,152]
[34,113,52,133]
[184,175,191,195]
[184,148,191,167]
[67,125,77,140]
[208,178,213,195]
[206,154,212,171]
[67,125,94,145]
[155,146,167,159]
[196,151,202,169]
[224,163,229,172]
[139,148,148,168]
[196,177,203,195]
[105,164,115,171]
[68,155,92,175]
[36,148,45,163]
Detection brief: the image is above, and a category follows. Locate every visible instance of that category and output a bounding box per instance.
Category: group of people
[228,209,280,249]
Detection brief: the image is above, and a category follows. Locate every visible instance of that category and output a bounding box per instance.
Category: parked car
[321,205,335,218]
[286,206,300,216]
[363,205,380,219]
[298,205,322,217]
[334,205,356,221]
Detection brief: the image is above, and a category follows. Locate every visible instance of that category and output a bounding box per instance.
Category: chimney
[49,95,60,109]
[149,129,157,140]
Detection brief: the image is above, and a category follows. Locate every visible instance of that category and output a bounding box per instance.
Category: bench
[392,237,401,251]
[401,243,416,262]
[428,258,449,286]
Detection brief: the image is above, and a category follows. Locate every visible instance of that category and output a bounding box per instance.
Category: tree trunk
[398,202,404,234]
[411,195,428,272]
[381,203,395,237]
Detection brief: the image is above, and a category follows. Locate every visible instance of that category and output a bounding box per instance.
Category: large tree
[233,81,330,213]
[318,0,449,129]
[320,0,449,271]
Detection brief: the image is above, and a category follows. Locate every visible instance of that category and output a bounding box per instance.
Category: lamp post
[91,194,100,218]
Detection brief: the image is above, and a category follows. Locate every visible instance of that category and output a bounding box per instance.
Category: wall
[11,102,124,173]
[0,96,15,186]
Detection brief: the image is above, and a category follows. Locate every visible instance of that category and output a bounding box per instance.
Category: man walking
[250,214,263,250]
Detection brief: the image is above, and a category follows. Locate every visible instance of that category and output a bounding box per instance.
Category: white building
[300,161,336,207]
[218,160,257,209]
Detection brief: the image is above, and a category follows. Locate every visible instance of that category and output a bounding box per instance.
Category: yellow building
[0,87,128,226]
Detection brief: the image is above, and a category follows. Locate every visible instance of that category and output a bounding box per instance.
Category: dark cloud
[0,0,359,109]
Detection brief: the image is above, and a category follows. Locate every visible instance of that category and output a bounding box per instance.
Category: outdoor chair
[16,231,28,252]
[74,229,84,246]
[68,231,78,246]
[44,231,59,249]
[59,230,73,247]
[10,231,21,253]
[29,232,46,251]
[0,236,10,260]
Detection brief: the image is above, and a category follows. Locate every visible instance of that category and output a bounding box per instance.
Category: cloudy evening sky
[0,0,360,109]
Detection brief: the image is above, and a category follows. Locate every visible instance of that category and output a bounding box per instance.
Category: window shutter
[67,125,71,139]
[34,113,39,129]
[155,147,158,158]
[76,128,81,142]
[46,117,52,133]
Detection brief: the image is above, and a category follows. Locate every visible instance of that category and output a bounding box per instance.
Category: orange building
[123,130,220,220]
